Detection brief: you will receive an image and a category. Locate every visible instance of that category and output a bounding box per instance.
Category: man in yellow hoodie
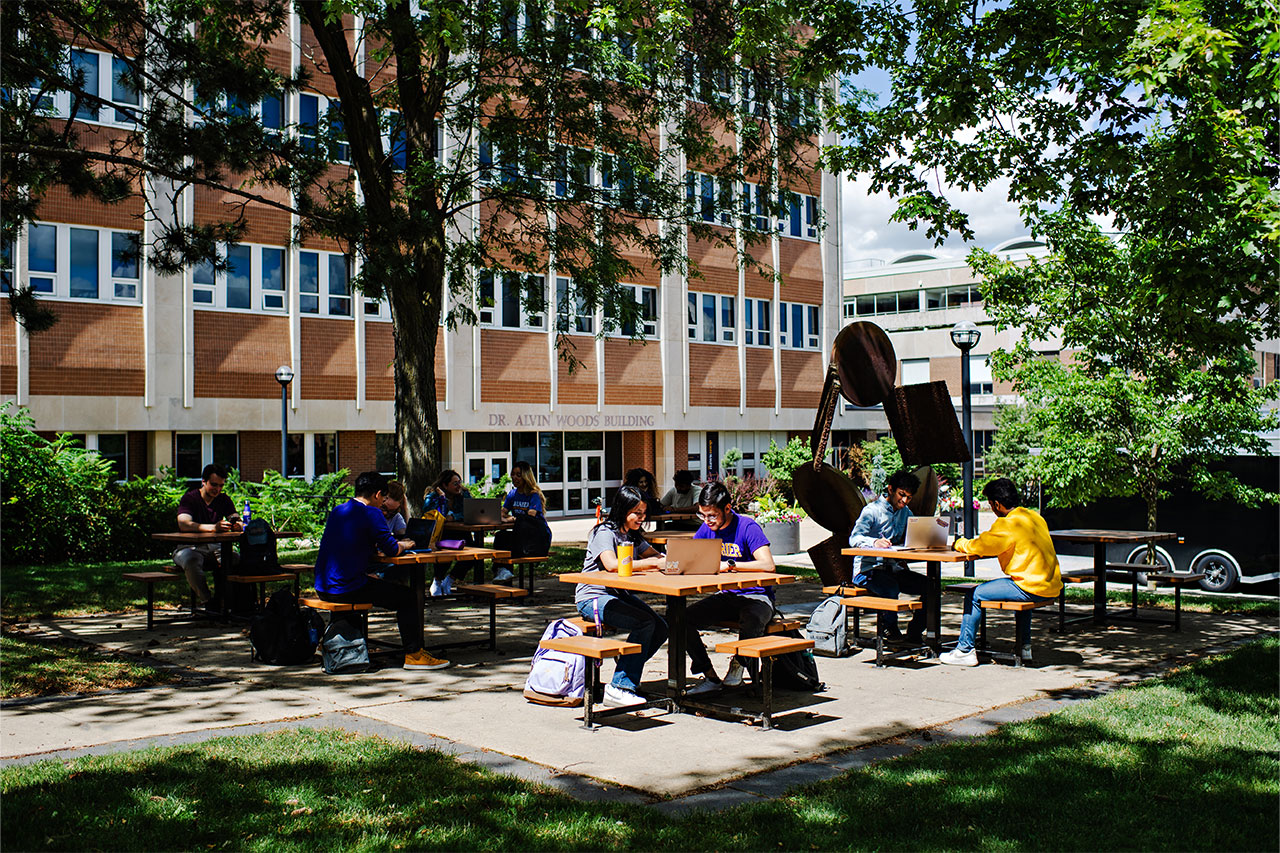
[939,478,1063,666]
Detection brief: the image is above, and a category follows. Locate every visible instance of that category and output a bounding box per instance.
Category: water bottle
[243,500,252,523]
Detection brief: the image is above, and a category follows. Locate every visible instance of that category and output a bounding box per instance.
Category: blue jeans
[576,591,668,692]
[957,577,1055,652]
[853,567,929,636]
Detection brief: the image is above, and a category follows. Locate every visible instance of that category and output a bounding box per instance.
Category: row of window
[687,291,821,350]
[687,172,820,240]
[843,284,985,318]
[476,270,659,337]
[2,224,387,319]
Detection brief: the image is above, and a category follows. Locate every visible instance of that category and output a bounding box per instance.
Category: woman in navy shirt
[492,461,552,581]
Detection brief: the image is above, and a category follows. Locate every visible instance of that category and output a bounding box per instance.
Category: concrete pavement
[3,571,1271,804]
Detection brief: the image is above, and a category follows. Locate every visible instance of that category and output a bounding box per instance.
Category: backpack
[510,515,552,558]
[523,618,587,706]
[806,596,848,657]
[239,518,279,574]
[250,589,323,665]
[321,619,371,674]
[772,629,825,692]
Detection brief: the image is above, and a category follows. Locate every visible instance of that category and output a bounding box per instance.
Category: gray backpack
[806,596,847,657]
[321,619,371,674]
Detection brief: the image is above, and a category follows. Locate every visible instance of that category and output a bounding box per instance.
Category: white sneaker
[721,659,747,688]
[684,677,721,696]
[940,648,979,667]
[493,567,515,583]
[602,684,645,707]
[429,579,443,597]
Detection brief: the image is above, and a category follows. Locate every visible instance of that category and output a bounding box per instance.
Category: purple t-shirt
[695,512,772,597]
[177,488,238,526]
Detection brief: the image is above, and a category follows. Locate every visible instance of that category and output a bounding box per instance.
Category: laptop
[463,496,503,525]
[893,516,951,550]
[661,538,723,575]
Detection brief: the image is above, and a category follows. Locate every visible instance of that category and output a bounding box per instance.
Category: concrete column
[654,429,676,492]
[147,430,173,477]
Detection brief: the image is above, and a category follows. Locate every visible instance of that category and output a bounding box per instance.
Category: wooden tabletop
[441,521,513,533]
[379,546,511,565]
[557,570,795,596]
[151,530,304,543]
[1049,529,1178,544]
[842,546,979,563]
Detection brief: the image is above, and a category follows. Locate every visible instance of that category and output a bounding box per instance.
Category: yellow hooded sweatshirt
[954,506,1063,597]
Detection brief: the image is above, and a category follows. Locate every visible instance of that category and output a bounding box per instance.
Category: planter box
[760,520,801,556]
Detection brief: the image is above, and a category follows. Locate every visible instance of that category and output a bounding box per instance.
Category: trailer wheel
[1124,545,1175,585]
[1191,549,1241,593]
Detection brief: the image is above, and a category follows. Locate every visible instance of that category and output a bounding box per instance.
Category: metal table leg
[666,595,687,700]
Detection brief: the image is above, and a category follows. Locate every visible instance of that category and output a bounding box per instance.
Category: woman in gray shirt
[575,486,668,708]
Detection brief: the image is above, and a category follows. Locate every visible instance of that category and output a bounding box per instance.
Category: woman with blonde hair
[493,460,552,582]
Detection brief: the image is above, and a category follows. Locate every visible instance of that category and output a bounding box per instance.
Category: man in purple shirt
[684,482,777,695]
[173,464,242,606]
[315,471,450,671]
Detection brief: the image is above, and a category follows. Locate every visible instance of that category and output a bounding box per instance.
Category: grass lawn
[3,636,1275,851]
[0,548,320,622]
[0,633,181,699]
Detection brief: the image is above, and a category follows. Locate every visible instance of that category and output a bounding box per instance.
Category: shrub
[466,472,511,500]
[721,474,777,510]
[760,436,813,501]
[225,469,353,539]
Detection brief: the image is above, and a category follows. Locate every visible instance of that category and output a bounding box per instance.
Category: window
[59,49,140,127]
[174,433,239,480]
[314,433,338,476]
[285,432,337,480]
[328,254,351,316]
[773,189,819,240]
[779,301,820,350]
[554,146,594,199]
[740,182,770,231]
[0,237,12,292]
[556,276,593,334]
[70,49,101,122]
[298,93,349,163]
[478,269,545,329]
[901,358,930,386]
[261,247,284,309]
[19,223,140,302]
[616,285,658,338]
[744,297,771,346]
[376,434,397,474]
[687,291,738,344]
[96,433,128,481]
[293,248,351,317]
[193,243,302,314]
[226,243,251,309]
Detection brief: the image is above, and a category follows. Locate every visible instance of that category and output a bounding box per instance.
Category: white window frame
[298,91,349,164]
[15,222,141,303]
[687,290,737,345]
[901,358,930,385]
[40,47,143,128]
[778,300,821,350]
[297,247,353,318]
[478,269,546,330]
[744,296,771,346]
[193,242,303,315]
[556,275,594,335]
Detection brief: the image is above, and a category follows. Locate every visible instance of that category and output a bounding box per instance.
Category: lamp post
[950,321,981,577]
[274,365,294,476]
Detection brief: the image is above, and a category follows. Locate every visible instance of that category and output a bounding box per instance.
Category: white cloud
[840,173,1031,269]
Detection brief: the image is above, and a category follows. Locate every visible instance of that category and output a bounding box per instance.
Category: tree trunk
[1140,476,1159,565]
[386,237,447,515]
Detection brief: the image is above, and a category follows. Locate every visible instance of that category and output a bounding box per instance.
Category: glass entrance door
[563,450,604,514]
[465,453,509,491]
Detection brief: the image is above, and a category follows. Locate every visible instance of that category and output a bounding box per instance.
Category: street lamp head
[274,365,295,386]
[950,321,981,352]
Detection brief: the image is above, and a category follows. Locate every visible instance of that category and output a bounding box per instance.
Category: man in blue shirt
[684,482,777,696]
[316,471,449,671]
[849,470,928,642]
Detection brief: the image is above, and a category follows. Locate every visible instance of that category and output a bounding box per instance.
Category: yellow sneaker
[404,650,451,670]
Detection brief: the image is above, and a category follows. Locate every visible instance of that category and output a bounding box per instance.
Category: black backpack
[772,629,826,692]
[250,589,323,665]
[511,514,552,557]
[239,518,280,573]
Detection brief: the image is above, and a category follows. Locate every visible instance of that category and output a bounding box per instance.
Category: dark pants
[319,577,421,653]
[854,567,929,636]
[685,592,774,677]
[432,531,479,582]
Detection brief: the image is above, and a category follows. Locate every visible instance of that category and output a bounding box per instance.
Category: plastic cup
[617,543,634,577]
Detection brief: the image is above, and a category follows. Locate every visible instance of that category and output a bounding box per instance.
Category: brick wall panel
[481,330,550,404]
[339,430,375,480]
[932,355,961,397]
[779,240,823,304]
[687,234,741,294]
[35,184,144,231]
[688,343,739,407]
[745,347,775,408]
[366,322,396,400]
[239,431,277,482]
[128,431,148,479]
[622,430,655,475]
[0,301,15,395]
[194,312,291,398]
[602,339,661,406]
[301,317,356,400]
[30,303,144,397]
[779,350,822,409]
[556,336,598,406]
[674,430,688,470]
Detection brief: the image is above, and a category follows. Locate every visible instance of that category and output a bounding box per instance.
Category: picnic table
[151,529,303,616]
[556,569,796,704]
[1049,529,1179,625]
[841,546,983,654]
[653,508,699,530]
[647,530,697,546]
[379,546,512,649]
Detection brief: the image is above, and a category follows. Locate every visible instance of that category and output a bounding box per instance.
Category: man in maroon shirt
[173,464,242,605]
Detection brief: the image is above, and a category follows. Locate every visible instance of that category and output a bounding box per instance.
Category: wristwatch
[726,558,736,570]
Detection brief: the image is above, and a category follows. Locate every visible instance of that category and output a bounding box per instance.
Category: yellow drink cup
[617,543,634,577]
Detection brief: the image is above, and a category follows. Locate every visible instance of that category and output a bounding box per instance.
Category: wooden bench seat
[710,618,804,635]
[537,635,641,730]
[844,596,924,666]
[451,584,530,652]
[821,585,868,596]
[123,571,190,631]
[506,555,550,593]
[714,635,815,730]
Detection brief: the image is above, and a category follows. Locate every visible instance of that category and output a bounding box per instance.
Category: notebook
[463,496,503,525]
[661,538,723,575]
